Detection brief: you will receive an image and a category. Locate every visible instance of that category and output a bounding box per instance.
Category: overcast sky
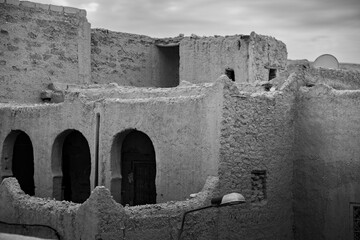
[38,0,360,63]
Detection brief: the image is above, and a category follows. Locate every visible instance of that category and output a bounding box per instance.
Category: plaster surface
[0,1,90,103]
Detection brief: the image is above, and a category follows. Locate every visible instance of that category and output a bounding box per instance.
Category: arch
[110,129,156,206]
[51,129,91,203]
[1,130,35,195]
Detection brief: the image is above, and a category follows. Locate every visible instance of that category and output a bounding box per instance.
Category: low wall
[306,67,360,90]
[0,176,219,240]
[0,0,90,103]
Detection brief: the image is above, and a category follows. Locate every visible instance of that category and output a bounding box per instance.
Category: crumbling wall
[0,0,90,103]
[248,32,287,83]
[0,176,219,240]
[216,77,295,239]
[179,33,287,84]
[179,35,250,83]
[0,99,96,198]
[294,85,360,240]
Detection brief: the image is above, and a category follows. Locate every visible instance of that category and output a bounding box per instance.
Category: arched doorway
[121,130,156,206]
[1,130,35,195]
[61,131,91,203]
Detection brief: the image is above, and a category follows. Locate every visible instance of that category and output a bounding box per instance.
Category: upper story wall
[180,32,287,84]
[91,30,181,88]
[0,0,90,103]
[180,35,250,83]
[91,30,156,87]
[248,32,287,82]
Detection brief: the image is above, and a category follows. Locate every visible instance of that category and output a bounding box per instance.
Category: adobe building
[0,1,359,240]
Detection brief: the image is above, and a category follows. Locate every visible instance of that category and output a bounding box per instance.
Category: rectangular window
[269,68,277,80]
[251,170,267,204]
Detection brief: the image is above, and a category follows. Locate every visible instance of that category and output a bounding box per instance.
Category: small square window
[251,170,267,204]
[269,68,277,80]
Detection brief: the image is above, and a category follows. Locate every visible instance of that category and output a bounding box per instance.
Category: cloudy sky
[38,0,360,63]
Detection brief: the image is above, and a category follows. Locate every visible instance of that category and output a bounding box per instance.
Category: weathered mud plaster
[0,1,90,103]
[0,100,97,197]
[1,0,360,239]
[216,76,296,239]
[294,85,360,240]
[0,176,220,240]
[0,80,223,202]
[91,30,157,87]
[180,32,287,84]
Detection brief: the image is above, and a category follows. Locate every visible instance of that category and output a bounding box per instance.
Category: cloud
[80,2,99,13]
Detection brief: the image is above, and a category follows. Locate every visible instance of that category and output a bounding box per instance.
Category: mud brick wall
[217,79,295,239]
[248,32,288,82]
[91,29,162,87]
[0,0,90,103]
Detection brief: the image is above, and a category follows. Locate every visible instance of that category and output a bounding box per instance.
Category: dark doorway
[62,131,91,203]
[157,45,180,87]
[12,132,35,196]
[121,130,156,206]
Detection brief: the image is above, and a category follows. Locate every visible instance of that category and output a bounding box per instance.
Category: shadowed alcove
[1,130,35,196]
[51,130,91,203]
[110,129,156,206]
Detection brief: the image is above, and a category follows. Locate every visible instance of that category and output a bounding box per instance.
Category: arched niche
[110,129,156,206]
[1,130,35,195]
[51,129,91,203]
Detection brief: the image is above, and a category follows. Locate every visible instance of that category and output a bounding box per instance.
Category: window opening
[269,68,277,80]
[251,170,267,204]
[225,68,235,81]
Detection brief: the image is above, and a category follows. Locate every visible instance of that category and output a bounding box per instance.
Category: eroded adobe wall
[306,67,360,90]
[98,81,223,203]
[179,35,250,83]
[0,176,220,240]
[294,85,360,240]
[91,30,158,87]
[248,32,287,82]
[0,99,96,198]
[0,0,90,103]
[217,78,295,239]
